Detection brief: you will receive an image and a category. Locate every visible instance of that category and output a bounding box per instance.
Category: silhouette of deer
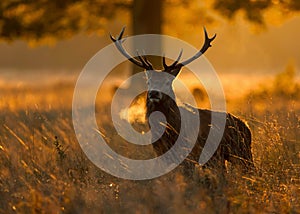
[110,27,254,174]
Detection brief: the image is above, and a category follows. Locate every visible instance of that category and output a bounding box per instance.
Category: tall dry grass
[0,70,299,213]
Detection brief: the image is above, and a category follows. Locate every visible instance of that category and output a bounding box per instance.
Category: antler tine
[136,50,153,70]
[109,26,126,42]
[141,50,154,70]
[109,34,116,42]
[170,49,183,68]
[142,56,154,70]
[118,26,126,40]
[163,49,183,70]
[110,27,151,69]
[180,27,216,66]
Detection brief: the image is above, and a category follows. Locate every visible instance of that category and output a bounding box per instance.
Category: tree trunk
[132,0,163,73]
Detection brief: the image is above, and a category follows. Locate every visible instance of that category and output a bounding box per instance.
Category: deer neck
[146,95,180,132]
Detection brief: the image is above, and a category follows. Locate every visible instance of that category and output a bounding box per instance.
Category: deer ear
[145,70,151,80]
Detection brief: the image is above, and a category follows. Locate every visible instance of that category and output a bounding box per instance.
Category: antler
[162,49,183,71]
[111,27,216,72]
[180,27,216,66]
[163,27,216,71]
[110,27,153,70]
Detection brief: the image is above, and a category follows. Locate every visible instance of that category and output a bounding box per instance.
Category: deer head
[110,27,216,104]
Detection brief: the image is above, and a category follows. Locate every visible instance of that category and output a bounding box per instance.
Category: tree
[132,0,162,72]
[0,0,163,75]
[213,0,300,25]
[0,0,299,73]
[0,0,130,41]
[1,0,300,42]
[0,0,164,42]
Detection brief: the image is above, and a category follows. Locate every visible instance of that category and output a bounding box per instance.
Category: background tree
[1,0,300,41]
[0,0,299,73]
[213,0,300,25]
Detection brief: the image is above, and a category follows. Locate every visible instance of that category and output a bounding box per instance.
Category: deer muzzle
[148,90,162,103]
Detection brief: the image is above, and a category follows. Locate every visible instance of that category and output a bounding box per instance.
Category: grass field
[0,68,299,213]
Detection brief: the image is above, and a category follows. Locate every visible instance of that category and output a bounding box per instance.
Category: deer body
[111,27,254,173]
[145,72,254,172]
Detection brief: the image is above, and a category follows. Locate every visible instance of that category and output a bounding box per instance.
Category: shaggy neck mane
[145,92,182,155]
[146,92,177,114]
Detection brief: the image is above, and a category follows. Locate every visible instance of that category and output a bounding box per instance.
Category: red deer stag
[110,27,254,174]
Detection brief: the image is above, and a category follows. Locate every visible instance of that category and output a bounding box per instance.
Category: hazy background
[0,1,299,96]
